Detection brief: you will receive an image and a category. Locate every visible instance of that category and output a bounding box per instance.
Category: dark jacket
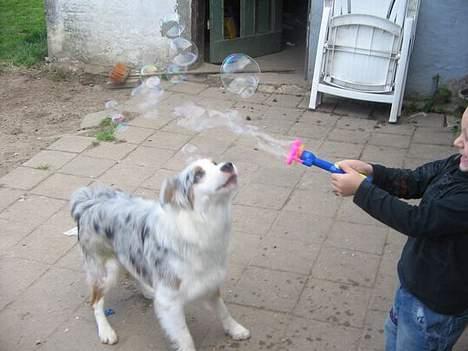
[354,154,468,315]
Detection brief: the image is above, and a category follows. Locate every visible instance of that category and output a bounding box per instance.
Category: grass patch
[0,0,47,66]
[95,118,117,142]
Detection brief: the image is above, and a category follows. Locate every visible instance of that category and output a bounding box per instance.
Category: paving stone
[250,236,320,274]
[59,155,116,178]
[325,221,388,255]
[296,166,333,191]
[368,133,412,148]
[223,262,246,295]
[336,116,378,130]
[288,121,332,140]
[223,144,283,168]
[312,246,380,288]
[278,316,361,351]
[228,266,306,312]
[359,309,387,351]
[0,187,24,212]
[0,195,65,228]
[412,128,454,146]
[166,81,209,95]
[22,150,76,171]
[327,128,370,144]
[319,140,364,159]
[334,101,373,118]
[373,122,415,136]
[54,244,81,272]
[163,149,202,171]
[127,115,173,129]
[80,110,109,129]
[122,146,175,168]
[361,145,406,168]
[407,112,444,128]
[188,134,234,155]
[0,256,49,310]
[228,231,263,266]
[370,272,398,312]
[160,119,200,136]
[407,143,455,160]
[262,106,304,121]
[251,118,296,134]
[294,278,372,328]
[7,220,77,265]
[454,330,468,351]
[285,188,342,218]
[269,210,332,245]
[83,141,137,160]
[143,131,193,150]
[31,173,92,200]
[199,87,235,100]
[114,125,154,144]
[403,157,431,169]
[232,204,278,235]
[0,166,51,190]
[336,198,386,227]
[265,94,303,108]
[98,162,158,190]
[250,165,304,188]
[197,96,236,110]
[233,101,270,120]
[47,135,95,153]
[300,110,340,127]
[140,168,176,190]
[0,267,87,351]
[200,304,289,351]
[0,218,34,253]
[234,183,291,210]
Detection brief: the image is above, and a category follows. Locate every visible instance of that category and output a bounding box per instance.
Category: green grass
[0,0,47,66]
[95,118,117,142]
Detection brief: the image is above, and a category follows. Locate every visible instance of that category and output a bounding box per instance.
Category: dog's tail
[70,186,116,224]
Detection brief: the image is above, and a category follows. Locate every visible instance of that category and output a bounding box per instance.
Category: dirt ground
[0,68,129,177]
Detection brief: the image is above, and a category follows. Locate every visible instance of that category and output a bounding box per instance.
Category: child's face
[454,107,468,171]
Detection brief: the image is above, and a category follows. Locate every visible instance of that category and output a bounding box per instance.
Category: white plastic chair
[309,0,420,123]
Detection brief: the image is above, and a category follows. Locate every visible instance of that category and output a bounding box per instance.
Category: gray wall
[45,0,192,66]
[307,0,468,96]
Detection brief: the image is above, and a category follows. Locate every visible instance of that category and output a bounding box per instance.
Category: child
[330,107,468,351]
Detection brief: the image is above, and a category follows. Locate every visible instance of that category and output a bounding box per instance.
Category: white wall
[46,0,191,66]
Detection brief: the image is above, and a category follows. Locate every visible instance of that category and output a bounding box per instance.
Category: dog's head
[160,159,238,210]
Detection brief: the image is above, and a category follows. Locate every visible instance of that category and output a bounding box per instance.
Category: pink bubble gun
[286,139,344,173]
[286,139,371,181]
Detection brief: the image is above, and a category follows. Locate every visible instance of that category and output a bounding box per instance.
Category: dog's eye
[212,160,218,166]
[193,168,205,183]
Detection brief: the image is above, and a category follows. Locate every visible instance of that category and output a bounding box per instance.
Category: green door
[209,0,283,63]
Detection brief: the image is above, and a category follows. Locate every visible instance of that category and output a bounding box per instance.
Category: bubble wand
[286,139,371,180]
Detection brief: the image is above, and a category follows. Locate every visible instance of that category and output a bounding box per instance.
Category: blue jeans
[385,286,468,351]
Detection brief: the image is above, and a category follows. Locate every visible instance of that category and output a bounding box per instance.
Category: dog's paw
[98,325,118,344]
[226,324,251,341]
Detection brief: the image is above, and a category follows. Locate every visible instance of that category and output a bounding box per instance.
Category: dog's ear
[160,175,194,209]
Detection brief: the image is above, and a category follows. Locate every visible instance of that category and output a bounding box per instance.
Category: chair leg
[309,86,320,109]
[389,100,399,123]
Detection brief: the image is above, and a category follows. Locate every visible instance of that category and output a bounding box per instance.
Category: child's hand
[331,163,366,197]
[335,160,373,176]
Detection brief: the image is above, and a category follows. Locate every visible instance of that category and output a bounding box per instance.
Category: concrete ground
[1,80,466,351]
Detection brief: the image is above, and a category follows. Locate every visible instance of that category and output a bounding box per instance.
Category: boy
[331,107,468,351]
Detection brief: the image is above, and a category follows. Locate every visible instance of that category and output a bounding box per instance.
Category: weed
[95,117,117,142]
[35,163,50,170]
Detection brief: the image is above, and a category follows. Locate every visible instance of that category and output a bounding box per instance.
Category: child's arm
[353,180,468,238]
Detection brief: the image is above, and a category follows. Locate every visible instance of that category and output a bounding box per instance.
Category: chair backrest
[322,0,410,93]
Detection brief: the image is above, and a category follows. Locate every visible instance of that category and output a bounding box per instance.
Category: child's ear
[160,176,193,209]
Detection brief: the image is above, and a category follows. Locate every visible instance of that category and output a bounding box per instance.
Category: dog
[70,159,250,351]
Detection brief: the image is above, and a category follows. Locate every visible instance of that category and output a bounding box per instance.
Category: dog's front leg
[206,289,250,341]
[155,285,195,351]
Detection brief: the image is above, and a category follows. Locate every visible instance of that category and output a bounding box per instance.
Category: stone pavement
[0,80,466,351]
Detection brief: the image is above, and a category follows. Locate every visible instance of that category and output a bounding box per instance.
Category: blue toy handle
[300,150,372,181]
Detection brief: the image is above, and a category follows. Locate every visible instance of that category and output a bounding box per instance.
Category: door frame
[191,0,206,65]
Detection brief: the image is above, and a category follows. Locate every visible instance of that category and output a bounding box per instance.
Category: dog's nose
[221,162,234,173]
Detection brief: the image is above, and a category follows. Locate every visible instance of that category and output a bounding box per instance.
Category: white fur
[70,159,249,350]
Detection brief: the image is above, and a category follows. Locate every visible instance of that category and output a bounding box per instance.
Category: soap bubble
[140,64,158,77]
[144,76,161,89]
[167,63,186,83]
[105,100,119,110]
[220,54,260,98]
[169,37,199,67]
[161,14,185,38]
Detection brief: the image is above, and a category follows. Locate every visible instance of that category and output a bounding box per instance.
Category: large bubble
[160,14,185,38]
[169,37,199,67]
[220,54,260,98]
